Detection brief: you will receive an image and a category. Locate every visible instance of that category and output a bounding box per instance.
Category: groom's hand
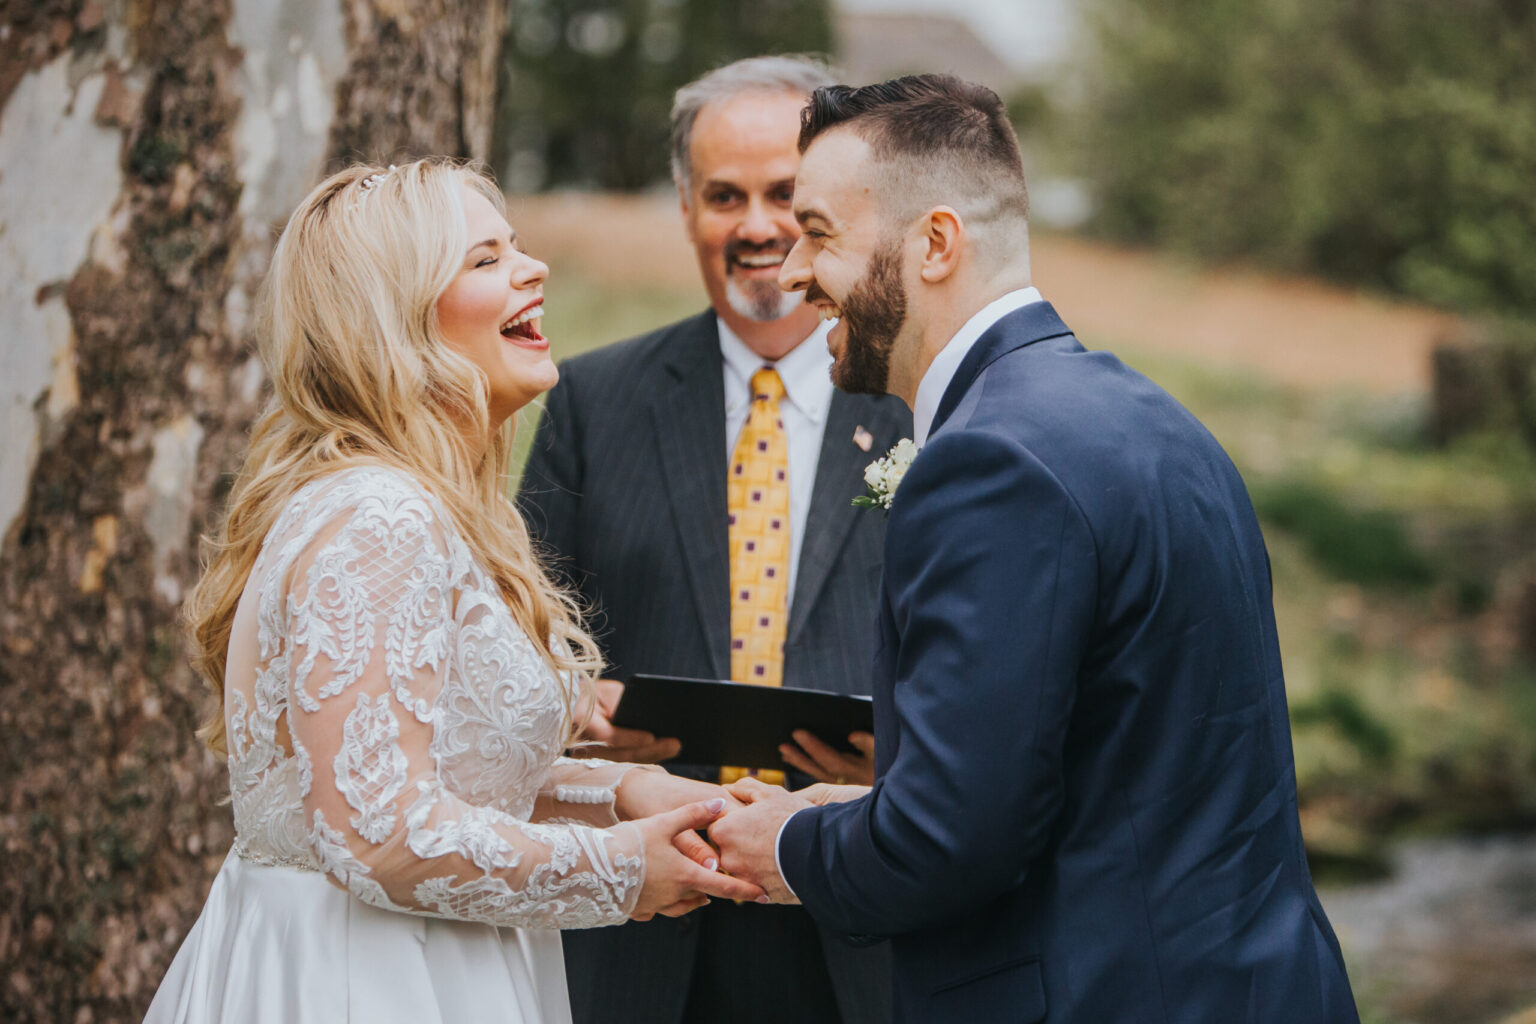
[709,778,810,904]
[631,799,767,921]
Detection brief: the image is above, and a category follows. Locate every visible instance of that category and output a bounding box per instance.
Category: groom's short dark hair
[799,75,1029,248]
[800,75,1027,210]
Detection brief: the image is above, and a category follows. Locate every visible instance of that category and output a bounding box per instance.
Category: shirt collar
[718,316,836,425]
[912,287,1043,446]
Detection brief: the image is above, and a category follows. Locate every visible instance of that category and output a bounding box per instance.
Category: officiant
[516,56,908,1024]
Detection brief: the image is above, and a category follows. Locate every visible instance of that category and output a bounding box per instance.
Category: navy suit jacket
[779,303,1359,1023]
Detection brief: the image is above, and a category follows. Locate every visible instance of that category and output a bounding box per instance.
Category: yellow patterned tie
[721,368,789,786]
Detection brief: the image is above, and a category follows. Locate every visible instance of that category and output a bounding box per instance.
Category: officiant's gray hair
[670,54,838,192]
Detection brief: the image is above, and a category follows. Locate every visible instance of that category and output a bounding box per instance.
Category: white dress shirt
[719,318,835,603]
[912,287,1043,446]
[771,287,1044,897]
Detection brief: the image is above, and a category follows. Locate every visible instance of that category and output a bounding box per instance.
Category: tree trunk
[0,1,503,1020]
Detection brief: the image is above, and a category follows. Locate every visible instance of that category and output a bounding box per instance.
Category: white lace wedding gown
[146,466,653,1023]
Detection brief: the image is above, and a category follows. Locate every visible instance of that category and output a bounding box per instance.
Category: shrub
[1079,0,1536,319]
[1249,476,1435,588]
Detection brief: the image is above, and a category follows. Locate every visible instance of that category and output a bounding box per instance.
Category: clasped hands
[708,776,870,904]
[618,768,868,917]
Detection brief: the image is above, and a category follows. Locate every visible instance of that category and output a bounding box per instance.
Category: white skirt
[145,850,572,1023]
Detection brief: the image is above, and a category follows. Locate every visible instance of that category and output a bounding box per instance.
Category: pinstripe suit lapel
[787,391,908,651]
[650,313,731,680]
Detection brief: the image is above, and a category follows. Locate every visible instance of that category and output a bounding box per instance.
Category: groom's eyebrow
[795,206,830,228]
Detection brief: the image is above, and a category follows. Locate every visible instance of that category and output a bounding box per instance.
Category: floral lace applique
[334,692,409,844]
[222,466,647,930]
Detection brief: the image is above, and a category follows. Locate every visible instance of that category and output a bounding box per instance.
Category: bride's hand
[795,781,871,806]
[614,772,741,868]
[628,799,766,920]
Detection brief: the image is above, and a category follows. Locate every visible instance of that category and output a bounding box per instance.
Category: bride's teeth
[736,254,784,268]
[502,305,544,331]
[819,307,840,321]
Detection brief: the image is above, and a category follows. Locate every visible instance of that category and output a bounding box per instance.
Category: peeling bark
[329,0,506,168]
[0,1,504,1019]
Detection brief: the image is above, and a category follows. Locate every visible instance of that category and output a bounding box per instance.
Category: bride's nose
[511,251,548,288]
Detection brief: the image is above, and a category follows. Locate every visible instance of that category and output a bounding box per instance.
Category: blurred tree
[0,0,502,1020]
[495,0,833,191]
[1079,0,1536,320]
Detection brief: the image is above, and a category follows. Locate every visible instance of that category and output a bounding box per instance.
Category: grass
[537,267,704,361]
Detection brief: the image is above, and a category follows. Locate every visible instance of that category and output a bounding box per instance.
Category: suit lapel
[930,301,1074,437]
[650,313,731,680]
[787,391,908,647]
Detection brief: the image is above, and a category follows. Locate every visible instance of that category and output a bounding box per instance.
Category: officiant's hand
[573,679,682,763]
[778,729,875,787]
[709,777,810,904]
[630,799,768,920]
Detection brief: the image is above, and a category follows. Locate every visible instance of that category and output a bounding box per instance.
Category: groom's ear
[918,206,964,284]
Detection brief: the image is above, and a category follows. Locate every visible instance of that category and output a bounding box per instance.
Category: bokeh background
[2,1,1533,1021]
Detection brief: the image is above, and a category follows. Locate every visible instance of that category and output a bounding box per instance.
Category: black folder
[610,673,874,771]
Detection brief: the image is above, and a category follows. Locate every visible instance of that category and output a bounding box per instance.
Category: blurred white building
[833,0,1092,228]
[834,0,1080,89]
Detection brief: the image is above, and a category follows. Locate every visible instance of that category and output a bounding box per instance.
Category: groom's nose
[779,236,811,293]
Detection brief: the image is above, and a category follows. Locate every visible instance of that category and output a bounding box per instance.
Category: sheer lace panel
[222,466,646,929]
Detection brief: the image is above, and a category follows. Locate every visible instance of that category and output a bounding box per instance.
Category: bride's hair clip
[355,164,398,206]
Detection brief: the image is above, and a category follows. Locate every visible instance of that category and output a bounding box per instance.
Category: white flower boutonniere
[853,438,919,512]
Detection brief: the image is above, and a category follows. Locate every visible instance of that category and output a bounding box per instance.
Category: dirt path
[512,193,1460,395]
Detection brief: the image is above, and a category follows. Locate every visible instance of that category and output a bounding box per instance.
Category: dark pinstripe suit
[517,310,908,1024]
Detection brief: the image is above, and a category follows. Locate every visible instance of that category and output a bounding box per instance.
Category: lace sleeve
[282,481,644,929]
[535,757,664,827]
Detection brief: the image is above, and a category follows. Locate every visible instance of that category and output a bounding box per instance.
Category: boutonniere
[853,438,919,512]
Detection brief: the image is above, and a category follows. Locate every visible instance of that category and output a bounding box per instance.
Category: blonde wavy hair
[189,158,599,756]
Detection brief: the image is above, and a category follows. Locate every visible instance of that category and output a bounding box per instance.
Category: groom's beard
[821,239,908,395]
[724,238,800,322]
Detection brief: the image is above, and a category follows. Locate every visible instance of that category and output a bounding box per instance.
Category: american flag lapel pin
[852,426,873,452]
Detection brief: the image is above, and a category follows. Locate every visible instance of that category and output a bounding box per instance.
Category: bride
[145,159,763,1023]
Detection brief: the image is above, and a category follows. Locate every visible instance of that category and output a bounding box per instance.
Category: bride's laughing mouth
[500,298,546,348]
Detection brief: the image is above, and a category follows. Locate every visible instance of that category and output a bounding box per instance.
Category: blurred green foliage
[496,0,832,190]
[1248,475,1434,588]
[1290,684,1398,767]
[1079,0,1536,318]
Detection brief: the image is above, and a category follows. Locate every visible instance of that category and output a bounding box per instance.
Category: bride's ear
[919,206,963,283]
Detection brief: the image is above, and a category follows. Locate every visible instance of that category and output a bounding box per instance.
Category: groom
[709,75,1361,1022]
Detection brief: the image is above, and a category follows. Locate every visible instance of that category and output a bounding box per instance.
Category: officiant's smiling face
[779,130,912,397]
[680,91,811,333]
